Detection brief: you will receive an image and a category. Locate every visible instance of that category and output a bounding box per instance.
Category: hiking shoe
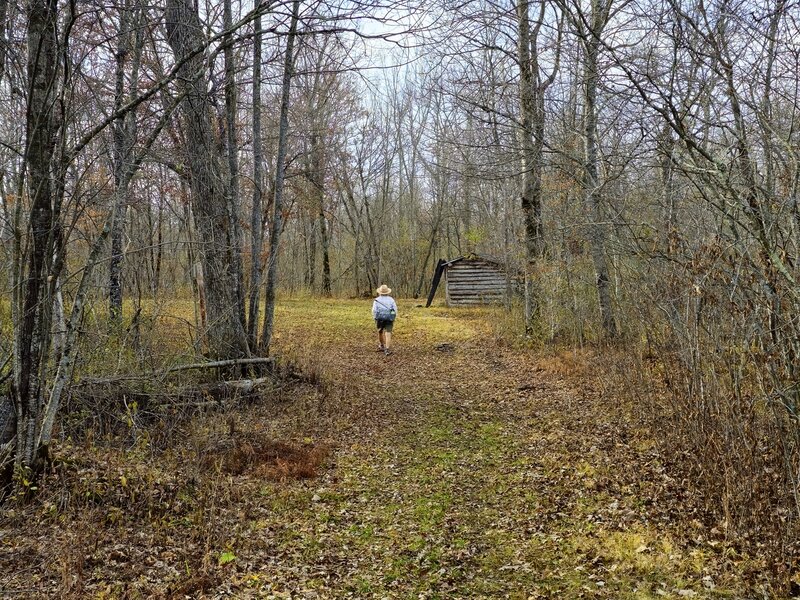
[376,345,385,352]
[384,348,392,356]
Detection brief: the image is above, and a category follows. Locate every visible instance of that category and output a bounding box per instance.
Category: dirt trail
[259,300,744,599]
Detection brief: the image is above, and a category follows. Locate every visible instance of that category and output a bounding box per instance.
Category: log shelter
[426,254,509,307]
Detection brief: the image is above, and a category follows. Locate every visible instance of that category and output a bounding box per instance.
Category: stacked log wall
[445,260,507,306]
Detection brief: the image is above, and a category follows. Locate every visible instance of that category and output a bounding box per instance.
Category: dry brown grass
[201,436,329,480]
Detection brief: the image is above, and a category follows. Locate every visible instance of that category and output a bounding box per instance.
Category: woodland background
[0,0,798,593]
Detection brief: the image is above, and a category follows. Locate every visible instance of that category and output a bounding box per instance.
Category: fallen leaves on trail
[0,300,769,598]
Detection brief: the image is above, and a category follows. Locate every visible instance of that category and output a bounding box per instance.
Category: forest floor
[0,299,774,599]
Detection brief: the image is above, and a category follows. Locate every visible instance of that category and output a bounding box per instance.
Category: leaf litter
[0,299,769,598]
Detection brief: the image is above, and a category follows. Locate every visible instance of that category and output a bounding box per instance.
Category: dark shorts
[376,319,394,332]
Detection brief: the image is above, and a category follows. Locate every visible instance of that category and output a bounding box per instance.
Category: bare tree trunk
[363,194,380,289]
[154,200,163,294]
[516,0,558,335]
[247,2,264,348]
[462,139,474,254]
[182,184,207,338]
[307,211,317,289]
[659,125,677,253]
[309,133,331,295]
[14,0,60,476]
[223,0,247,335]
[319,206,331,295]
[337,161,367,294]
[165,0,249,359]
[581,0,617,337]
[0,0,8,84]
[109,0,143,324]
[109,4,130,324]
[414,216,444,299]
[261,0,300,355]
[414,180,446,298]
[759,0,784,202]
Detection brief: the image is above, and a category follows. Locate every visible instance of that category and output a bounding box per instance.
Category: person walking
[372,285,397,355]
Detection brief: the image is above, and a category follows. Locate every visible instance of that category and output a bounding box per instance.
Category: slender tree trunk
[307,211,317,290]
[261,0,300,355]
[659,125,678,255]
[223,0,247,335]
[183,194,207,336]
[309,133,331,295]
[0,0,8,84]
[363,196,380,288]
[109,1,132,324]
[247,3,263,348]
[338,165,366,295]
[583,25,617,337]
[516,0,549,335]
[759,0,784,202]
[109,0,145,324]
[319,207,331,295]
[414,196,446,298]
[462,114,474,254]
[165,0,249,359]
[154,200,163,294]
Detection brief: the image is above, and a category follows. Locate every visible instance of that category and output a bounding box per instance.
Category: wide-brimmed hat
[376,284,391,295]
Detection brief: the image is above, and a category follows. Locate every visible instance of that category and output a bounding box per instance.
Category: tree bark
[109,0,143,324]
[15,0,60,474]
[247,2,264,348]
[309,133,331,295]
[516,0,556,335]
[582,0,617,337]
[223,0,247,336]
[307,211,317,289]
[261,0,300,355]
[165,0,249,359]
[0,0,9,85]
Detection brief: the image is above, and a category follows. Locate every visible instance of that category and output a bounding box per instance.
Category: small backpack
[375,299,396,321]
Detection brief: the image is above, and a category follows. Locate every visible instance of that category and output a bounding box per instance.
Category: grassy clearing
[0,298,765,598]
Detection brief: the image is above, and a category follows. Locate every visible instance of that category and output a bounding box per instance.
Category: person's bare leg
[384,331,392,351]
[378,330,385,350]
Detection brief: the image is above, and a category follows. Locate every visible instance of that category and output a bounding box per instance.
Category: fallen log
[75,357,279,387]
[215,377,274,393]
[161,386,285,411]
[166,357,276,373]
[158,380,283,410]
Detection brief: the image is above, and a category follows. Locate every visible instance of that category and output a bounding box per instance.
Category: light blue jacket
[372,296,397,320]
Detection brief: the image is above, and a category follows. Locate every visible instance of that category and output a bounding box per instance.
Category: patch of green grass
[346,523,375,543]
[347,576,375,595]
[412,492,451,531]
